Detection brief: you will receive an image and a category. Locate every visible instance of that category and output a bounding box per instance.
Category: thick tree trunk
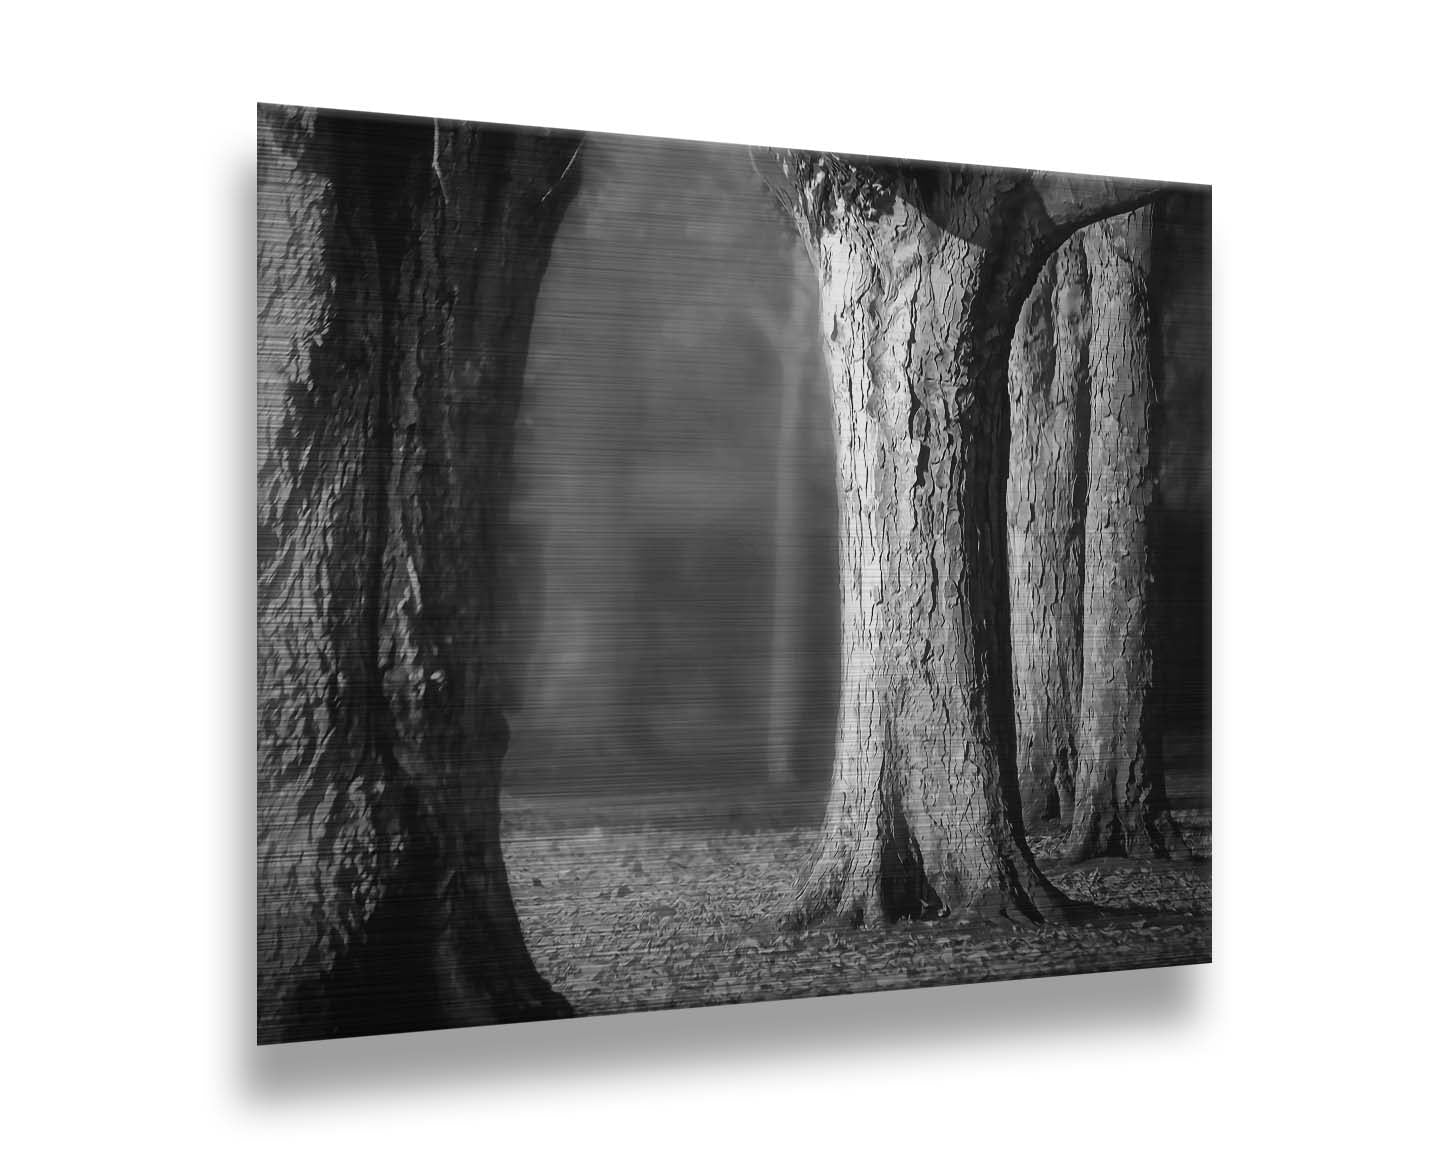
[256,106,581,1042]
[764,154,1163,927]
[1007,235,1090,829]
[1064,207,1188,862]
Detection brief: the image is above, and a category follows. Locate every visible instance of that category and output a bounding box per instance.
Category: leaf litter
[503,796,1210,1019]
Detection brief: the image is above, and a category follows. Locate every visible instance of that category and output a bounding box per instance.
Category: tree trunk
[256,105,582,1042]
[1064,207,1188,862]
[1007,235,1091,829]
[764,154,1164,927]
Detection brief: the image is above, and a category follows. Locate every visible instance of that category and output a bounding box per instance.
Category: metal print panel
[257,104,1211,1045]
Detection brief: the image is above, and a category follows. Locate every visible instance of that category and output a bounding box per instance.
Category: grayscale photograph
[257,104,1211,1045]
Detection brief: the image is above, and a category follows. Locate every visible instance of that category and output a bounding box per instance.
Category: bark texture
[256,105,582,1042]
[1006,235,1091,828]
[766,153,1163,927]
[1064,207,1187,861]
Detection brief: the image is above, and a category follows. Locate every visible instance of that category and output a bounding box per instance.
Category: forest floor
[503,790,1211,1018]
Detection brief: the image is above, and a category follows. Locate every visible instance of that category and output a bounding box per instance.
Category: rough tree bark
[762,153,1164,927]
[256,105,582,1042]
[1006,235,1091,829]
[1064,206,1188,862]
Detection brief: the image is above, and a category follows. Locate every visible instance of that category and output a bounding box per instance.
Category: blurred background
[504,133,1211,820]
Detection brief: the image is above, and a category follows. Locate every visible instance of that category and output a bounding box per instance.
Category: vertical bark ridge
[1007,235,1091,829]
[257,106,581,1042]
[1065,206,1188,862]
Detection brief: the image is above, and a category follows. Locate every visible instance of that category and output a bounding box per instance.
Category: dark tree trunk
[1064,206,1188,862]
[763,153,1164,927]
[1007,234,1091,829]
[256,105,582,1042]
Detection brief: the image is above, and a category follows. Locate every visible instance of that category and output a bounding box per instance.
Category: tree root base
[781,865,1088,932]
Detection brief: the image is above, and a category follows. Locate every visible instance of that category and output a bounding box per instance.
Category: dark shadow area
[1152,189,1213,810]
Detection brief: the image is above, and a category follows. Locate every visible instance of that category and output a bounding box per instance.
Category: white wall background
[4,2,1434,1148]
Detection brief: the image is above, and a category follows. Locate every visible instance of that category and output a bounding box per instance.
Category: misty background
[504,134,1211,815]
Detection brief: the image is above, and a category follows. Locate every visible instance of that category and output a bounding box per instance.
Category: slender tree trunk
[1007,235,1091,829]
[1064,207,1188,862]
[763,154,1164,927]
[256,105,582,1042]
